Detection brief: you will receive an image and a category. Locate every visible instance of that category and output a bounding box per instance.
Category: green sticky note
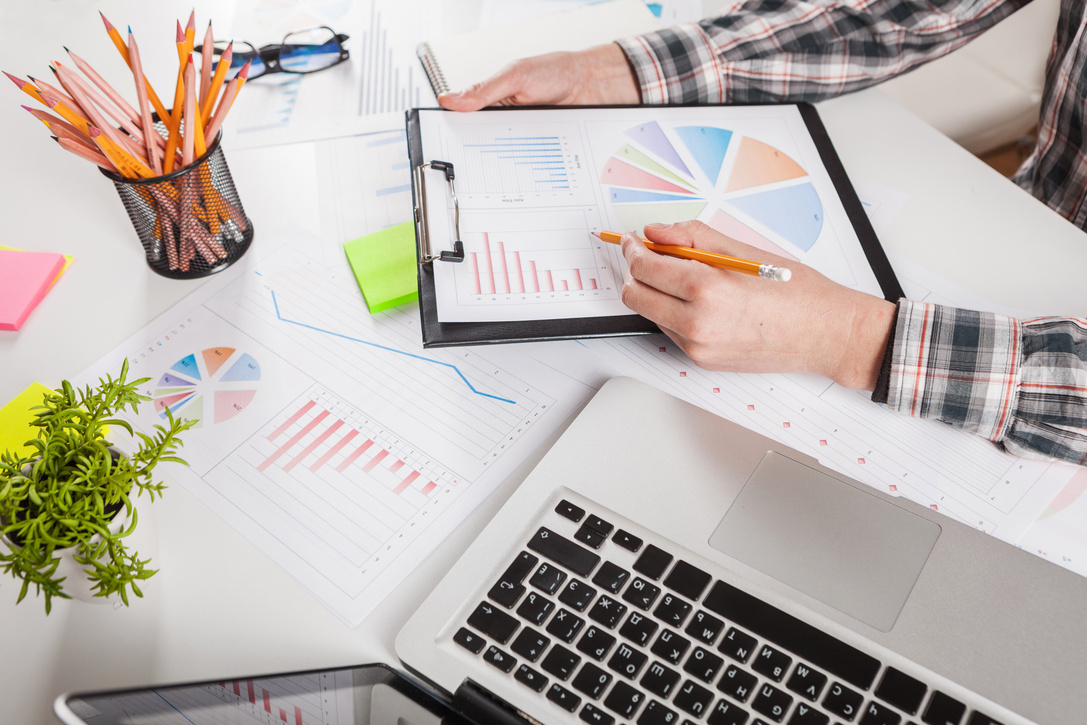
[0,382,52,458]
[343,221,419,313]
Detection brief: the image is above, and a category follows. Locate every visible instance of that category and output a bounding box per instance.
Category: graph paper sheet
[409,104,901,341]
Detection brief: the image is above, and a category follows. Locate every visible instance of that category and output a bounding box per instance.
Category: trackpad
[708,452,940,632]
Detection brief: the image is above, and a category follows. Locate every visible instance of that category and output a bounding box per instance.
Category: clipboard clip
[414,160,465,263]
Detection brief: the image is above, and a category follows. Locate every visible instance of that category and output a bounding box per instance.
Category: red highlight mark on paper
[747,404,755,410]
[857,457,866,464]
[680,371,687,377]
[889,484,898,492]
[712,387,720,393]
[819,440,827,446]
[782,422,790,428]
[930,504,939,511]
[659,346,666,352]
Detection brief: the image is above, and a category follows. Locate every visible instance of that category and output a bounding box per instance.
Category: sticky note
[0,245,73,291]
[343,221,419,313]
[0,250,67,331]
[0,382,52,459]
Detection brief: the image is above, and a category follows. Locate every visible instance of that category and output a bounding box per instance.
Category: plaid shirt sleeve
[616,0,1026,104]
[878,301,1087,465]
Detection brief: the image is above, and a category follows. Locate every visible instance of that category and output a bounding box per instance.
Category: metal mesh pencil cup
[102,132,253,279]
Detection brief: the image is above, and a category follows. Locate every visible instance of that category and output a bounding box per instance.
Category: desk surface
[2,4,1087,725]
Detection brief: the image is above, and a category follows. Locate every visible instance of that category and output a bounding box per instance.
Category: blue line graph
[269,290,516,405]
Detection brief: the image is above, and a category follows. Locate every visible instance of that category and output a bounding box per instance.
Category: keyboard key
[708,698,751,725]
[584,514,613,534]
[466,602,519,644]
[654,593,693,628]
[589,595,627,628]
[453,627,486,654]
[503,551,540,584]
[786,663,828,702]
[705,581,881,691]
[651,628,691,665]
[620,611,659,647]
[788,702,830,725]
[664,560,713,601]
[966,713,1004,725]
[642,661,682,698]
[573,662,613,699]
[675,679,715,718]
[511,627,550,662]
[576,525,608,549]
[529,527,600,577]
[487,580,525,609]
[547,608,585,642]
[719,627,758,663]
[604,680,647,720]
[684,646,725,683]
[483,646,517,673]
[547,683,582,712]
[530,562,567,594]
[517,591,555,626]
[515,664,549,692]
[638,699,679,725]
[541,644,581,680]
[922,691,967,725]
[717,665,758,703]
[592,561,631,594]
[752,683,793,723]
[559,579,598,611]
[686,610,725,645]
[634,544,674,580]
[608,641,649,680]
[556,499,586,522]
[624,577,662,610]
[614,529,643,552]
[580,703,615,725]
[753,645,792,682]
[578,626,617,661]
[858,701,901,725]
[822,681,864,721]
[875,667,927,715]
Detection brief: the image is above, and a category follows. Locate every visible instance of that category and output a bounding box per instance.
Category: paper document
[415,105,892,323]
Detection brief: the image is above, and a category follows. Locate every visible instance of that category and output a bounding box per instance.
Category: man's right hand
[437,43,641,111]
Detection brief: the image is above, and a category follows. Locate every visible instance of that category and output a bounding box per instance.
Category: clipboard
[407,104,903,348]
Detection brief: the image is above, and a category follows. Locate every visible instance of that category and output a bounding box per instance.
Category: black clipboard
[406,104,903,348]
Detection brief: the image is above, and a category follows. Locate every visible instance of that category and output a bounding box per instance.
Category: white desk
[2,4,1086,725]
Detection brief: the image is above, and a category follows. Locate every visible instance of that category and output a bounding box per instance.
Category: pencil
[204,59,248,142]
[595,230,792,282]
[87,125,154,179]
[200,41,231,122]
[199,20,213,106]
[162,21,189,173]
[181,57,196,167]
[55,135,115,170]
[52,64,159,156]
[127,30,163,175]
[21,105,95,151]
[99,12,170,123]
[64,48,141,127]
[52,66,150,165]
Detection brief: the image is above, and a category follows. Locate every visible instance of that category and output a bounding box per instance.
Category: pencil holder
[102,132,253,279]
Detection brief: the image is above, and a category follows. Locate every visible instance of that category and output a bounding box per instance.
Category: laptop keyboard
[451,497,1006,725]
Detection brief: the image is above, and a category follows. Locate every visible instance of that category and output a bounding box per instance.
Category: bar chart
[465,231,605,296]
[449,130,583,196]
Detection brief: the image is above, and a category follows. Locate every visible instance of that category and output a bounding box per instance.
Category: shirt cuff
[616,23,726,105]
[879,300,1022,442]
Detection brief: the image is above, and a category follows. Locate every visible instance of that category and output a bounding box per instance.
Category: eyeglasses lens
[280,27,341,72]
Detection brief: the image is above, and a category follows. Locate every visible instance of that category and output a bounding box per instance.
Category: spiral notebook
[416,0,661,97]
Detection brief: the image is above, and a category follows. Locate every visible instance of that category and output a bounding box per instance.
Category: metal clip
[413,160,465,263]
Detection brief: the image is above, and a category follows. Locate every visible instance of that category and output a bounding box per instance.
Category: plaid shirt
[617,0,1087,464]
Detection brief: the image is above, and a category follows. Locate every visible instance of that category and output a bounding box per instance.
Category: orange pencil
[162,21,189,173]
[204,60,248,142]
[45,119,100,154]
[52,65,149,164]
[27,74,86,118]
[55,136,117,171]
[87,125,154,179]
[21,105,94,149]
[127,30,163,175]
[53,64,159,155]
[184,11,196,50]
[99,12,169,123]
[184,54,206,157]
[200,41,231,122]
[594,230,792,281]
[199,21,213,105]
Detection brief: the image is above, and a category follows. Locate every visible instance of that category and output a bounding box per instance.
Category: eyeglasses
[196,27,350,81]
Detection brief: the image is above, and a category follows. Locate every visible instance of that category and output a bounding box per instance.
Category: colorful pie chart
[152,347,260,428]
[601,123,823,259]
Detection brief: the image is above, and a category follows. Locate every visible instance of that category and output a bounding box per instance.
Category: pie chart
[601,122,823,260]
[152,347,260,428]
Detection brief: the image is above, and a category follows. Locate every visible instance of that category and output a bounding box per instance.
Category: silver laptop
[57,377,1087,725]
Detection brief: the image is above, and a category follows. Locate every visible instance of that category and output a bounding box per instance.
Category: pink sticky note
[0,250,66,331]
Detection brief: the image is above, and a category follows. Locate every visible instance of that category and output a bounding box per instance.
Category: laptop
[56,376,1087,725]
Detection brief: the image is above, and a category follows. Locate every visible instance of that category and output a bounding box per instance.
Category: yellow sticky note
[0,382,52,459]
[343,221,419,314]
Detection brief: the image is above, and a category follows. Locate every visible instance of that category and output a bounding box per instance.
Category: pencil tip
[176,22,185,43]
[100,11,115,31]
[238,60,251,79]
[186,10,195,29]
[88,125,102,138]
[4,70,24,87]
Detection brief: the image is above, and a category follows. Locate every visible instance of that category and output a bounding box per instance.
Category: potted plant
[0,359,195,613]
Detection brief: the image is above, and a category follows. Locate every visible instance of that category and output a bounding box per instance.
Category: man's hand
[620,221,896,390]
[437,43,640,111]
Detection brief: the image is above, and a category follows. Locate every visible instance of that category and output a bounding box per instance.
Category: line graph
[270,289,515,404]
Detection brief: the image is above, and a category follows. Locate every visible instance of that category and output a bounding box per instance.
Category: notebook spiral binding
[416,43,450,97]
